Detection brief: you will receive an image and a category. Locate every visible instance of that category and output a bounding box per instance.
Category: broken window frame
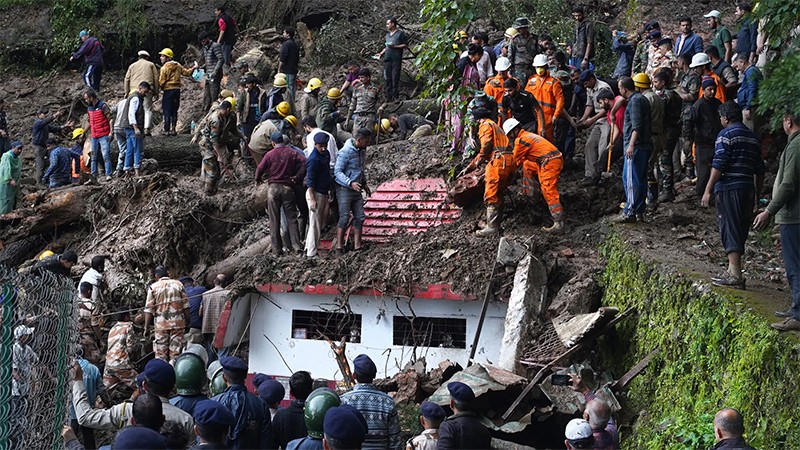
[392,316,467,349]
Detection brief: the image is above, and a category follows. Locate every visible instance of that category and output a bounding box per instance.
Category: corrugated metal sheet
[362,178,461,242]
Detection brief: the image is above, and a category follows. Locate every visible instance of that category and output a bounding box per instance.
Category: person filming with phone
[569,372,620,450]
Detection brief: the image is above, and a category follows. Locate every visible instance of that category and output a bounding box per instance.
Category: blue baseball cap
[144,358,176,388]
[193,400,236,428]
[447,381,475,403]
[420,401,446,420]
[252,373,270,388]
[114,426,167,450]
[220,356,248,374]
[353,354,377,379]
[323,405,367,445]
[313,132,330,145]
[257,379,285,404]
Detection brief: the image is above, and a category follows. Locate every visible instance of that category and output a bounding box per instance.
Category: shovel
[601,132,614,179]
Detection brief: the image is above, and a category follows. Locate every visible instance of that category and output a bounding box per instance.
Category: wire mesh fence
[0,266,78,450]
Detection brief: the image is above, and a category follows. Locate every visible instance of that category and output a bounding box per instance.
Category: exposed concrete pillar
[497,254,548,373]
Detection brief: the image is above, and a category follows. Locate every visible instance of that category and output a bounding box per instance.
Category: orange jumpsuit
[472,119,515,205]
[484,75,519,108]
[697,71,727,103]
[524,72,564,143]
[512,130,564,220]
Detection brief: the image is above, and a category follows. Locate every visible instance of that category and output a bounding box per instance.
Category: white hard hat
[14,325,34,339]
[495,56,511,72]
[532,54,548,67]
[183,343,209,367]
[565,418,593,440]
[502,118,521,135]
[689,53,711,68]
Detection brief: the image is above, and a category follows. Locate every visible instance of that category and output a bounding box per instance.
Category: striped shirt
[340,383,401,450]
[712,122,765,192]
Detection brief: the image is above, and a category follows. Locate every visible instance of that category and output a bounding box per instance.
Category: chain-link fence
[0,266,78,450]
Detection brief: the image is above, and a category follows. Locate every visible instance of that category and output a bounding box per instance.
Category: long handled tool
[601,128,614,178]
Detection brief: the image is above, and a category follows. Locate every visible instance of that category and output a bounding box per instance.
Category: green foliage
[414,0,475,103]
[754,0,800,49]
[0,0,35,7]
[598,236,800,449]
[481,0,572,47]
[756,50,800,130]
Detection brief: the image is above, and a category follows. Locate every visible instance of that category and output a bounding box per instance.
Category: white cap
[495,56,511,72]
[137,50,150,58]
[502,118,520,135]
[565,418,593,440]
[703,10,721,19]
[14,325,34,339]
[532,54,548,67]
[689,52,712,68]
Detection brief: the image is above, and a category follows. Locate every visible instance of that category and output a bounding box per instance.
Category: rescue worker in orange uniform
[524,54,564,143]
[463,108,516,236]
[504,117,565,232]
[483,57,518,110]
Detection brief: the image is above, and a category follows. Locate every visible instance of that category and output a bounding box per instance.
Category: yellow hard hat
[380,118,392,133]
[72,128,85,139]
[305,77,322,92]
[452,43,460,53]
[273,75,288,88]
[223,96,236,108]
[632,72,651,88]
[219,89,234,99]
[284,115,298,128]
[276,101,291,117]
[327,88,343,100]
[39,250,54,260]
[505,27,519,38]
[159,48,174,58]
[455,30,468,39]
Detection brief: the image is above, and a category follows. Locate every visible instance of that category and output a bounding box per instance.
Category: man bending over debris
[462,108,515,236]
[437,382,491,450]
[198,99,242,195]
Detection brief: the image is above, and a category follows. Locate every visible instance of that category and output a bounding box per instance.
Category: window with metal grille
[291,310,362,343]
[392,316,467,349]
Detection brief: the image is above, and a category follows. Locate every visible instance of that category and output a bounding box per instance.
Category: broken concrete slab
[427,362,527,406]
[496,237,528,268]
[552,307,620,348]
[498,254,548,373]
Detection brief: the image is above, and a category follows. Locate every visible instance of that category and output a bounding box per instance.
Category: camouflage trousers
[103,366,138,390]
[154,328,185,364]
[201,145,220,195]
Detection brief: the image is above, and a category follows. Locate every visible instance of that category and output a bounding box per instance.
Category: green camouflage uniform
[144,277,189,364]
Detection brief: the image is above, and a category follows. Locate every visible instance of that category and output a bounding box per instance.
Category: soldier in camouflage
[511,17,541,83]
[103,307,139,392]
[347,68,381,138]
[196,99,242,195]
[144,266,190,365]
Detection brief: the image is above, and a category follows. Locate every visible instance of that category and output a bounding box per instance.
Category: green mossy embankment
[598,235,800,449]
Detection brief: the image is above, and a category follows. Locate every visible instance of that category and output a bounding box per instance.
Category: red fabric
[217,17,227,31]
[606,96,626,132]
[87,102,111,138]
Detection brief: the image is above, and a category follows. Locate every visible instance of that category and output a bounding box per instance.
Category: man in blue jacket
[43,138,80,188]
[70,31,104,92]
[211,356,276,450]
[733,53,763,132]
[333,128,372,254]
[673,17,703,58]
[305,132,332,260]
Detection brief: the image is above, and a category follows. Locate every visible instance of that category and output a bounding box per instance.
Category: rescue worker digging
[463,108,515,236]
[504,118,565,232]
[196,99,243,195]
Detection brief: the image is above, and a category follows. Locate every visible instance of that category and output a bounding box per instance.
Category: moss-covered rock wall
[598,236,800,449]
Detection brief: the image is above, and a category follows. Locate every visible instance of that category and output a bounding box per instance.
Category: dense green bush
[598,236,800,449]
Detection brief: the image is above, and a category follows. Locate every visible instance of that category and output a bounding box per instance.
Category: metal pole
[467,262,498,366]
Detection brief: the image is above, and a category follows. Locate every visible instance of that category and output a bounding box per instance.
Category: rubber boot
[543,211,564,233]
[646,181,659,212]
[475,205,500,237]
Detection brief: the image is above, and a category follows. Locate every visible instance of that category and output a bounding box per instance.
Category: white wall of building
[246,292,508,380]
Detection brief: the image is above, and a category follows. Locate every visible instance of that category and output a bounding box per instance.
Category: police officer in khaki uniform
[347,68,381,135]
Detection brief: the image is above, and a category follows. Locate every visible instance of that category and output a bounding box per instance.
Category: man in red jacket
[83,90,113,181]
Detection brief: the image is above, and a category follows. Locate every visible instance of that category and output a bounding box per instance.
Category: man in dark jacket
[34,250,78,277]
[70,31,104,91]
[211,357,275,450]
[32,109,70,184]
[711,408,756,450]
[734,3,758,63]
[437,382,491,450]
[199,32,225,113]
[278,27,300,111]
[255,132,306,255]
[687,78,723,198]
[215,5,239,70]
[42,139,80,188]
[272,371,312,449]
